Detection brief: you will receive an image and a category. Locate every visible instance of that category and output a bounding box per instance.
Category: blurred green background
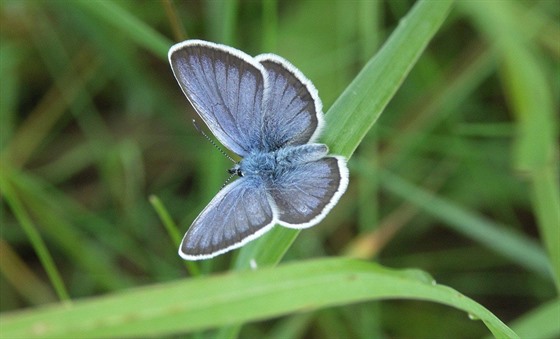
[1,0,558,337]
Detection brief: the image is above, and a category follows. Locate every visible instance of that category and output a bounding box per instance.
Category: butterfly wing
[169,41,324,155]
[270,156,349,228]
[256,54,324,150]
[169,40,268,156]
[179,178,277,260]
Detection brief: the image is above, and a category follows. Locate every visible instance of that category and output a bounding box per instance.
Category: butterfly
[168,40,349,260]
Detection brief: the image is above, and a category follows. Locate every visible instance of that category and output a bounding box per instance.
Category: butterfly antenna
[221,172,237,189]
[192,119,236,163]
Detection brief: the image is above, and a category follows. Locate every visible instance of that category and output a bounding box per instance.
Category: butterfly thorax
[233,143,329,181]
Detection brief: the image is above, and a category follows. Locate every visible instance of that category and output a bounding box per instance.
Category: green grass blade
[0,41,19,148]
[323,0,454,156]
[149,195,200,276]
[508,299,560,339]
[72,0,172,57]
[460,0,560,291]
[531,169,560,289]
[8,170,134,290]
[205,0,239,45]
[378,169,551,279]
[0,258,518,338]
[233,0,455,268]
[148,195,181,248]
[0,171,71,303]
[262,0,278,51]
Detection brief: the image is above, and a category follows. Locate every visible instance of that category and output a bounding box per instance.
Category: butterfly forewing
[169,40,268,156]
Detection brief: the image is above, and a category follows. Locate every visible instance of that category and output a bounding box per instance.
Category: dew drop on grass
[399,268,435,284]
[468,313,480,321]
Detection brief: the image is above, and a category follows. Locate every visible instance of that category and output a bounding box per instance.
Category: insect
[168,40,349,260]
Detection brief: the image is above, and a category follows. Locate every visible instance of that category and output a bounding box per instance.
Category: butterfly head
[228,164,243,177]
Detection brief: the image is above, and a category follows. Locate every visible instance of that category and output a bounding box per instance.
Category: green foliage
[0,258,517,338]
[1,0,558,338]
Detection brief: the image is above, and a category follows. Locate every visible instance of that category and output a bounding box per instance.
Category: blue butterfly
[168,40,349,260]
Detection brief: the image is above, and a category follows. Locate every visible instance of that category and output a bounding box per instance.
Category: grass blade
[0,258,518,338]
[460,0,560,291]
[509,299,560,339]
[323,0,454,156]
[73,0,171,57]
[149,195,200,276]
[0,172,70,303]
[378,168,551,279]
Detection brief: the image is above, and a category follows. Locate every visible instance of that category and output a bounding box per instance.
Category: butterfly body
[235,143,328,180]
[169,40,349,260]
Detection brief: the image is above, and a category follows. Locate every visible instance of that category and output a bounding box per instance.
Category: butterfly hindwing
[179,178,276,260]
[257,54,324,150]
[268,155,349,229]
